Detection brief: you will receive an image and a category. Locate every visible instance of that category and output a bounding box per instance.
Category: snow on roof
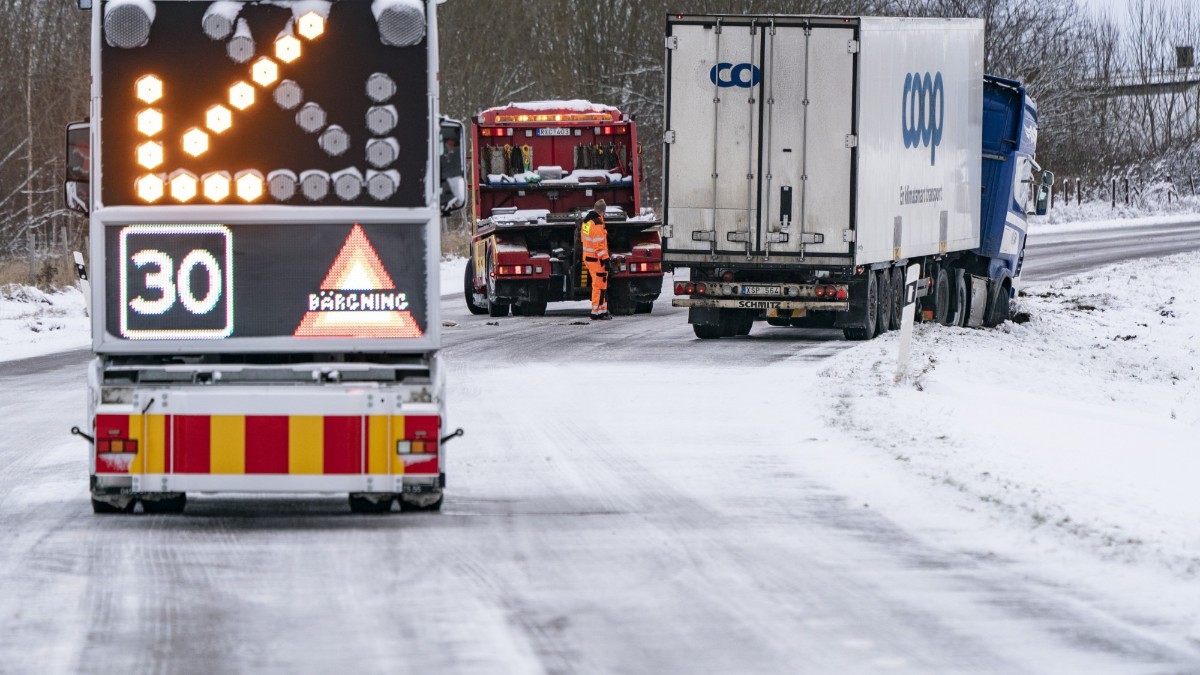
[480,100,620,116]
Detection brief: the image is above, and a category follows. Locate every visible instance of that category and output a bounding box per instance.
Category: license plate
[741,285,781,296]
[535,128,571,137]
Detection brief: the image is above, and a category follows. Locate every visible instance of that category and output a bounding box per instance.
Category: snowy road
[3,221,1200,673]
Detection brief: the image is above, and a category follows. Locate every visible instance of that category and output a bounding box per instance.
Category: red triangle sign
[295,224,424,338]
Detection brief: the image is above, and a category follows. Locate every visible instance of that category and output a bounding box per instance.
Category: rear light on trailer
[397,416,440,455]
[497,265,535,276]
[674,281,686,295]
[686,282,696,294]
[815,286,827,298]
[721,271,735,281]
[628,262,662,273]
[96,439,139,454]
[835,287,849,301]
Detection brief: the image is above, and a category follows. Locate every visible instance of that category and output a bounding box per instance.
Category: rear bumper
[672,298,848,311]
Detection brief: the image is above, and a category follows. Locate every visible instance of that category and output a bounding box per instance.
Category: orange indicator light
[182,128,209,157]
[136,141,163,169]
[235,171,265,202]
[206,105,232,133]
[136,174,165,203]
[275,34,302,63]
[229,81,256,110]
[251,57,279,87]
[136,108,163,137]
[136,75,163,104]
[203,172,232,202]
[170,171,198,202]
[297,12,325,40]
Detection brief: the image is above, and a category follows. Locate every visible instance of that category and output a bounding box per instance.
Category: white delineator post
[895,264,920,383]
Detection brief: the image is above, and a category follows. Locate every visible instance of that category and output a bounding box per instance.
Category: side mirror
[1034,184,1050,216]
[65,182,90,215]
[65,121,91,214]
[440,116,467,216]
[1042,170,1055,187]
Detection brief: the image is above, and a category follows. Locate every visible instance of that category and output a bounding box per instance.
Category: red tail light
[815,286,826,298]
[685,282,695,294]
[721,271,735,281]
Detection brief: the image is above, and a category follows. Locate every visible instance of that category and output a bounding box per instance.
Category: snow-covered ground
[811,251,1200,640]
[0,285,89,363]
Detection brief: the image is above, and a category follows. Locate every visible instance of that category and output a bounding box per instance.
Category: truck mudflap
[91,389,443,495]
[672,298,849,311]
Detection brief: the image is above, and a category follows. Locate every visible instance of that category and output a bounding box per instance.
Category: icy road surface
[2,221,1199,673]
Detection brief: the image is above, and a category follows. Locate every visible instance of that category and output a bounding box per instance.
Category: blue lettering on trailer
[709,63,762,88]
[902,72,945,165]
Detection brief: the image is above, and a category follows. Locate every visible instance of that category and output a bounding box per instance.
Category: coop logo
[709,62,761,88]
[902,71,945,166]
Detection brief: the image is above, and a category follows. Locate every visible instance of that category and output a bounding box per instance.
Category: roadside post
[895,264,920,383]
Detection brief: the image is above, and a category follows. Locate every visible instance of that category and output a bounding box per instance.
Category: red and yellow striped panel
[94,414,439,476]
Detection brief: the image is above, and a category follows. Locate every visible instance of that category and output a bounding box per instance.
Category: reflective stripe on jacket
[580,210,609,261]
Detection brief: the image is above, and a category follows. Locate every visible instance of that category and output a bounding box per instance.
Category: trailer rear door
[757,23,855,257]
[665,17,856,261]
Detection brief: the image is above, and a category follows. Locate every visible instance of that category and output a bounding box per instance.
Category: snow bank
[817,251,1200,583]
[0,286,90,364]
[481,100,619,116]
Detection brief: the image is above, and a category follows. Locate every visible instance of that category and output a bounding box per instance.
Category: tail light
[628,262,662,273]
[497,265,538,276]
[397,416,440,455]
[686,282,696,294]
[815,286,827,298]
[97,438,139,453]
[721,271,735,281]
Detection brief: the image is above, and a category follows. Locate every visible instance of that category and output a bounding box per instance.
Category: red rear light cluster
[481,127,513,137]
[628,262,661,273]
[96,439,138,453]
[813,285,849,301]
[673,281,697,295]
[397,416,440,456]
[497,265,541,276]
[595,126,628,135]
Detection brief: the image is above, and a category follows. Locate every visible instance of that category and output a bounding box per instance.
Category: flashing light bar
[494,113,614,123]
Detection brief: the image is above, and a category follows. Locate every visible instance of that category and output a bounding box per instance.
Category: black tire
[141,494,187,514]
[608,282,636,316]
[930,266,950,325]
[948,270,967,327]
[464,261,488,315]
[842,272,878,341]
[487,300,509,317]
[520,301,547,316]
[987,281,1011,326]
[876,269,893,334]
[400,493,444,512]
[349,494,394,514]
[733,312,754,337]
[91,497,129,514]
[890,267,906,328]
[693,323,724,340]
[634,301,654,314]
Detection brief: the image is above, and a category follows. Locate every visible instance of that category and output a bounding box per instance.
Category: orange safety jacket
[580,211,609,262]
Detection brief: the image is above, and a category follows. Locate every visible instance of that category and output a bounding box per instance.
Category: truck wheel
[141,493,187,514]
[349,494,394,514]
[890,267,906,328]
[634,301,654,314]
[487,300,510,317]
[693,323,724,339]
[520,301,547,316]
[947,271,967,327]
[986,281,1011,326]
[608,283,636,316]
[91,497,131,514]
[400,493,443,512]
[842,272,878,341]
[875,269,893,334]
[930,267,950,325]
[464,261,488,315]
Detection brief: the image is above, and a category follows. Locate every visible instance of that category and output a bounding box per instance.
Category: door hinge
[664,130,676,144]
[847,40,860,54]
[843,229,856,243]
[665,36,678,50]
[844,134,858,149]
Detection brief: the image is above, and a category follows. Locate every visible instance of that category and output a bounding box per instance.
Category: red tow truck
[463,101,663,317]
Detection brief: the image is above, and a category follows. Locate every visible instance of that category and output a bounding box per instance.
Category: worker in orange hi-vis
[581,199,612,320]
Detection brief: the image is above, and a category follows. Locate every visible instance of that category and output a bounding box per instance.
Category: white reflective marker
[895,264,920,383]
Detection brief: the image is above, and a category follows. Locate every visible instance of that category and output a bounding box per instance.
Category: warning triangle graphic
[295,224,424,338]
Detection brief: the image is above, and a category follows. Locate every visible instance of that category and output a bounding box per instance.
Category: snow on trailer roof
[478,100,625,123]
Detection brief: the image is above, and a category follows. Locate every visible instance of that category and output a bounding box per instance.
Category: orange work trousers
[585,259,608,315]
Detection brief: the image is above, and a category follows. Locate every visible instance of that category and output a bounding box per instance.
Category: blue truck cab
[976,75,1053,301]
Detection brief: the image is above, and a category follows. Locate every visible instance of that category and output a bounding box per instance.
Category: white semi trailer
[663,15,1051,339]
